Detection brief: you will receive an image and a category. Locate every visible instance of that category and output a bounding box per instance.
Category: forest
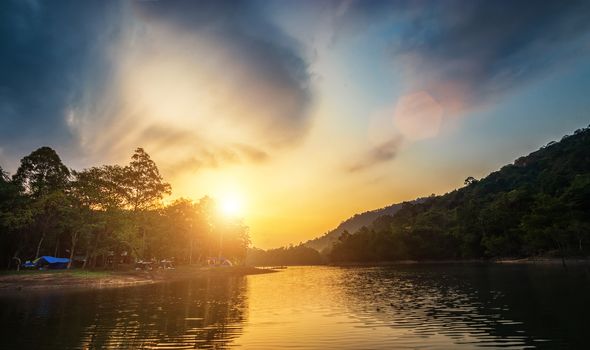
[0,147,249,270]
[2,126,589,269]
[329,126,590,263]
[246,245,324,266]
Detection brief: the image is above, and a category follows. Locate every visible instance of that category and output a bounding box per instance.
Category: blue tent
[34,256,70,269]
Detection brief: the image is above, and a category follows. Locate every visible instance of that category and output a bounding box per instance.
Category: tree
[123,148,171,211]
[464,176,477,186]
[121,148,171,259]
[327,126,590,264]
[10,147,71,259]
[30,191,71,259]
[217,218,250,264]
[0,167,33,269]
[197,196,217,259]
[0,166,8,183]
[156,198,196,263]
[68,168,111,269]
[68,166,132,268]
[12,147,70,197]
[2,145,257,270]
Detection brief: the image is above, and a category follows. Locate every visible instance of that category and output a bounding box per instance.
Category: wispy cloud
[346,136,403,173]
[334,0,590,113]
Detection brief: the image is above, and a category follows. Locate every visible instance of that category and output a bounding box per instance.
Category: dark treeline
[0,147,249,269]
[246,245,324,266]
[330,126,590,263]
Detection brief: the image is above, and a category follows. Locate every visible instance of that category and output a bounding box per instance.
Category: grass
[0,269,113,278]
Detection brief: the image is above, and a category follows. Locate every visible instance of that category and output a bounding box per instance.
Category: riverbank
[331,257,590,266]
[0,266,276,293]
[494,257,590,265]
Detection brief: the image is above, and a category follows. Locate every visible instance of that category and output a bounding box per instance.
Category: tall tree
[0,167,32,268]
[122,148,171,258]
[12,147,70,197]
[123,148,171,211]
[11,147,71,259]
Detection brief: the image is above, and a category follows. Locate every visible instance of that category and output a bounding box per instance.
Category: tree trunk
[35,234,45,259]
[142,229,146,259]
[557,241,567,270]
[67,232,78,269]
[82,252,89,269]
[13,256,21,271]
[189,237,194,265]
[54,236,59,257]
[89,230,101,269]
[218,231,223,260]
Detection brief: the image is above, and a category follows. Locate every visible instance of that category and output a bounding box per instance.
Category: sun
[219,193,243,217]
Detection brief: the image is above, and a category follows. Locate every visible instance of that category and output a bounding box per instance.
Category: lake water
[1,264,589,349]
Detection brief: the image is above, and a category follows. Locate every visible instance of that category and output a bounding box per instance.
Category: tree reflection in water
[0,276,248,349]
[2,265,589,349]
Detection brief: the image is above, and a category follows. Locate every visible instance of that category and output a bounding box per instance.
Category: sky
[1,0,590,248]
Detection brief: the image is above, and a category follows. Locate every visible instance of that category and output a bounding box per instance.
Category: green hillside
[304,199,425,253]
[330,125,590,262]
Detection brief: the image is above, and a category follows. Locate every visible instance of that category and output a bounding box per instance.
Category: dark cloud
[0,0,125,159]
[0,0,312,171]
[336,0,590,111]
[346,136,403,173]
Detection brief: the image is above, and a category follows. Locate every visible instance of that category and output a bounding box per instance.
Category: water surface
[1,264,589,349]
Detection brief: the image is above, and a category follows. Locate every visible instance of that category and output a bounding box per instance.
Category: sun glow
[219,193,244,217]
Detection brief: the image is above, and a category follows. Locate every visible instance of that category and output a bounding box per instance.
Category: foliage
[246,244,324,266]
[330,126,590,262]
[12,146,70,197]
[0,147,249,269]
[304,198,427,252]
[122,148,171,211]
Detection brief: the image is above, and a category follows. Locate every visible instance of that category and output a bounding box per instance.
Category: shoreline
[330,257,590,267]
[3,258,588,293]
[0,266,276,294]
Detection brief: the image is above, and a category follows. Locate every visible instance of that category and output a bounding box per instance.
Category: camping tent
[207,257,233,267]
[33,256,70,269]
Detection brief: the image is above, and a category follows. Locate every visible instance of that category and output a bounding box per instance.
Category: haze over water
[2,265,588,349]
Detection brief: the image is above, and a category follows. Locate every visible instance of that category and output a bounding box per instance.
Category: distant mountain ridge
[304,198,426,252]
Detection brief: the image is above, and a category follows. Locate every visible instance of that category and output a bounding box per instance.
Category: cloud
[233,143,269,163]
[329,0,590,172]
[0,0,126,164]
[141,127,270,167]
[334,0,590,113]
[0,0,313,174]
[346,136,403,173]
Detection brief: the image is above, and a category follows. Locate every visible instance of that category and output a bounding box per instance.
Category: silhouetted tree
[12,146,70,197]
[464,176,477,186]
[121,148,171,258]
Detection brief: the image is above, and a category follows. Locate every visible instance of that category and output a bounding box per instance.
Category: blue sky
[1,0,589,247]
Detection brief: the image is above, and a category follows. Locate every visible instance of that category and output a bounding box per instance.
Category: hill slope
[329,125,590,262]
[304,199,425,252]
